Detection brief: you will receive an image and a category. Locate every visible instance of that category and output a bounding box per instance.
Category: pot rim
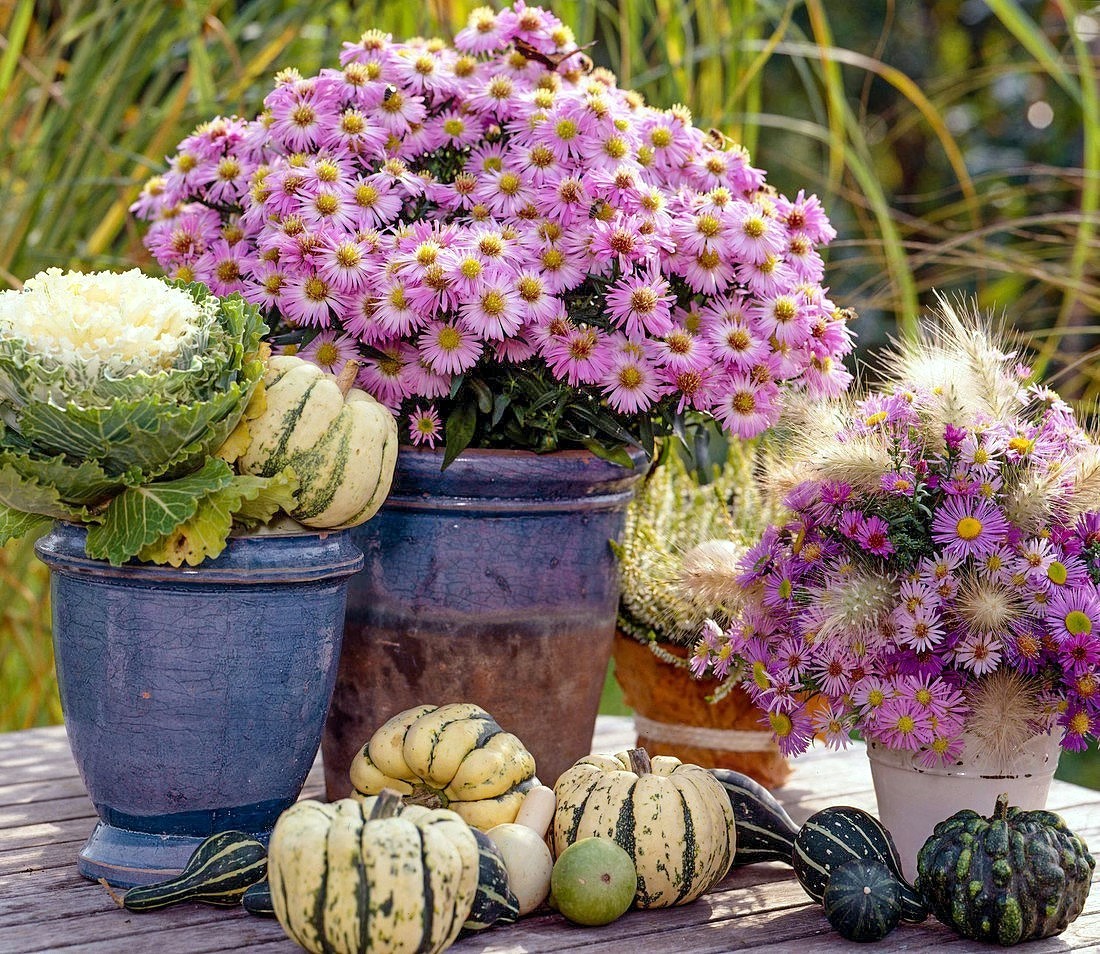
[35,521,364,585]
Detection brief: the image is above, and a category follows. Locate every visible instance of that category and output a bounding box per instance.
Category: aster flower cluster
[689,302,1100,761]
[132,2,852,461]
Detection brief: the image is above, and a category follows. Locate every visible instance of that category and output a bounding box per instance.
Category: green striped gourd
[237,355,397,529]
[121,831,267,912]
[350,703,539,830]
[268,792,479,954]
[823,859,903,943]
[463,829,520,932]
[552,747,736,909]
[916,793,1095,945]
[793,806,927,923]
[242,880,276,917]
[710,768,798,867]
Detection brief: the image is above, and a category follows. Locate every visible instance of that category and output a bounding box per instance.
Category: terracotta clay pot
[322,446,646,795]
[612,631,791,789]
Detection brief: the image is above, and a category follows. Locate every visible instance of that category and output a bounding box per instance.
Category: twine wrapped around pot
[612,631,791,789]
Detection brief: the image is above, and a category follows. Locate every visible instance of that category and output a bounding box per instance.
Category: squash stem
[994,792,1010,822]
[627,747,652,775]
[335,359,360,396]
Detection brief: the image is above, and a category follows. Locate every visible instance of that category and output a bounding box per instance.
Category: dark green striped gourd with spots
[237,355,398,530]
[793,806,927,923]
[551,747,736,909]
[916,793,1095,945]
[242,880,276,917]
[121,831,267,912]
[463,829,520,932]
[823,860,903,942]
[267,792,479,954]
[710,768,798,867]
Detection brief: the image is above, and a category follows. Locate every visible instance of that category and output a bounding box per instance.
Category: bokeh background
[1,0,1098,786]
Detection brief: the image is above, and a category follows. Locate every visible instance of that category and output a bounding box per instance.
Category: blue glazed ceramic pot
[35,523,363,887]
[322,446,646,795]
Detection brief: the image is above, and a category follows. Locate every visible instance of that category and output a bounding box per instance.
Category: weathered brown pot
[612,631,791,789]
[322,446,646,797]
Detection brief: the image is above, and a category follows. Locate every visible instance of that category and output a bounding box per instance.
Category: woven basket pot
[612,630,791,789]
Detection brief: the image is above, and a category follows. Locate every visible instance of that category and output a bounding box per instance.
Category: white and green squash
[551,747,736,909]
[350,703,539,831]
[235,355,397,529]
[267,792,479,954]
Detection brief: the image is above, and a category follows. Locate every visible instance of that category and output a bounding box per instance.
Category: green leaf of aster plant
[84,457,236,566]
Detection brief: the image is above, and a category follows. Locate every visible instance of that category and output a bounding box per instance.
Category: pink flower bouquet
[690,302,1100,760]
[132,2,852,463]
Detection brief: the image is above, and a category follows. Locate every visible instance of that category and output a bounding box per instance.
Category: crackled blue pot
[35,523,363,888]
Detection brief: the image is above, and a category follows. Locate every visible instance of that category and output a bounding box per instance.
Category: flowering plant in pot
[130,1,854,788]
[611,439,796,787]
[688,300,1100,877]
[0,268,396,885]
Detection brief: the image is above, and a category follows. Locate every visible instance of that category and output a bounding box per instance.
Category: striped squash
[551,748,736,909]
[237,355,398,529]
[122,830,267,912]
[267,793,479,954]
[793,806,927,923]
[242,880,276,918]
[710,768,798,867]
[350,703,539,831]
[463,829,520,932]
[823,859,902,942]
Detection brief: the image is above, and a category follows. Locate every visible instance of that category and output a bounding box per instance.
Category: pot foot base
[77,821,272,889]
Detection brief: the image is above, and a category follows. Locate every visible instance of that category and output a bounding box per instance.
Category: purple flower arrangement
[689,302,1100,761]
[132,2,853,461]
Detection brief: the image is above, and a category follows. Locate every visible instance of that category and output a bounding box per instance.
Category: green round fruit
[551,837,637,927]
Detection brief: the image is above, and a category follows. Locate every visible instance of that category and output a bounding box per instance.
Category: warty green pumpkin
[235,355,397,529]
[916,793,1095,946]
[267,793,479,954]
[350,703,539,830]
[551,747,736,909]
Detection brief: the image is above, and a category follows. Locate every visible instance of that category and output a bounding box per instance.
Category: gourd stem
[335,359,360,396]
[370,789,404,820]
[994,792,1010,822]
[627,747,652,775]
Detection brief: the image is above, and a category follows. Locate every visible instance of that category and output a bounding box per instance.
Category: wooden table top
[1,717,1097,953]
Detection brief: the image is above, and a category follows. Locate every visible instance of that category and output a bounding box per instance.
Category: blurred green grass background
[1,0,1098,788]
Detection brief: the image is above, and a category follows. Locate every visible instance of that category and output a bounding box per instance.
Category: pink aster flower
[417,321,484,375]
[408,405,442,448]
[872,697,935,750]
[812,702,853,750]
[298,331,361,374]
[855,515,894,557]
[766,705,816,758]
[931,496,1009,559]
[600,349,665,415]
[952,631,1003,676]
[711,374,777,438]
[604,270,676,338]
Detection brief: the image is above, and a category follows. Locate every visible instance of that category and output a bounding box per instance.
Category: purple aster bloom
[931,496,1010,559]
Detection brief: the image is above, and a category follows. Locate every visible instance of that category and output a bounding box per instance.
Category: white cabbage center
[0,268,208,373]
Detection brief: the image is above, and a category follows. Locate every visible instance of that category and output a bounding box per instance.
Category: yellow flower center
[864,411,887,426]
[768,712,793,738]
[650,127,672,148]
[315,341,340,366]
[618,366,643,389]
[895,715,915,734]
[732,391,756,414]
[1065,610,1093,636]
[481,290,506,317]
[1048,561,1068,585]
[437,327,461,351]
[956,516,983,541]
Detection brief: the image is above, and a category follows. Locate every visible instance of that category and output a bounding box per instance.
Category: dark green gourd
[917,793,1095,945]
[464,829,521,932]
[793,806,927,923]
[823,859,903,942]
[122,831,268,912]
[242,880,276,917]
[710,768,798,867]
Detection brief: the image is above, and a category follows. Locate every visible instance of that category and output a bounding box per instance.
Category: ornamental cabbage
[0,269,296,566]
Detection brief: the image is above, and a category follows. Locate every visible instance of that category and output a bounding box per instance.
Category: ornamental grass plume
[132,2,854,465]
[689,297,1100,763]
[0,269,297,566]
